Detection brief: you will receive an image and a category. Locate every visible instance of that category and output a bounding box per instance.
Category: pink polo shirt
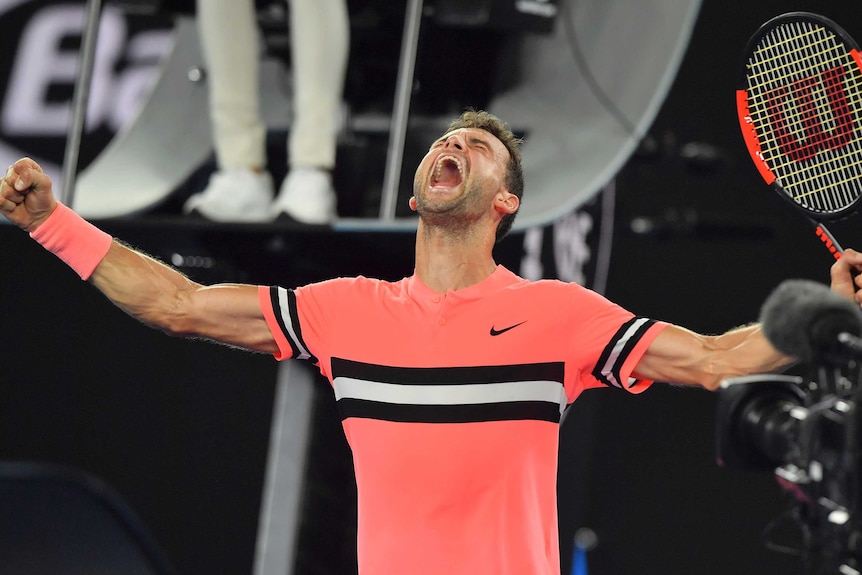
[259,265,667,575]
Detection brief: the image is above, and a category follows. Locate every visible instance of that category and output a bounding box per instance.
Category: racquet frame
[737,12,862,259]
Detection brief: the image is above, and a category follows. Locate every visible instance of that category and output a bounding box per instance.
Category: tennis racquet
[737,12,862,260]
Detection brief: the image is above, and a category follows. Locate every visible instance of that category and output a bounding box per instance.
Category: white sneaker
[183,168,274,222]
[271,167,337,224]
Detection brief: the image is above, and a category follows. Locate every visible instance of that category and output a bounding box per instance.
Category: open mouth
[430,155,464,189]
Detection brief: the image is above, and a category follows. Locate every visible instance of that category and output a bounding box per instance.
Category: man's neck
[414,222,497,293]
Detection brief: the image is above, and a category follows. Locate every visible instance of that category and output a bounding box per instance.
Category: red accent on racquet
[737,12,862,260]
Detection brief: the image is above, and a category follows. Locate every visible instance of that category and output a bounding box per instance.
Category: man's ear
[408,196,418,211]
[495,191,519,215]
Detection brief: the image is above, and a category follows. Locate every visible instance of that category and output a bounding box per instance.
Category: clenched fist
[0,157,56,232]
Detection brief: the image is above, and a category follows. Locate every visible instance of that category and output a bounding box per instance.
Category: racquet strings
[743,20,862,216]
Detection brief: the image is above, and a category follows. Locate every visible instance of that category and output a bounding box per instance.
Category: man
[2,110,861,575]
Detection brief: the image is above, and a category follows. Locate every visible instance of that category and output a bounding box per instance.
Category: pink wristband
[29,202,113,280]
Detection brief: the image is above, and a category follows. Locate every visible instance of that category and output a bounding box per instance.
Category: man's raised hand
[0,158,56,232]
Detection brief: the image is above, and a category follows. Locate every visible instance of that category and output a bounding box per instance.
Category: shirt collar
[406,265,520,301]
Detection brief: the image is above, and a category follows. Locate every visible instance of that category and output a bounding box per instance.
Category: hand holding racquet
[737,12,862,260]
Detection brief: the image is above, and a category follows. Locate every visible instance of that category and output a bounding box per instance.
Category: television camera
[717,279,862,574]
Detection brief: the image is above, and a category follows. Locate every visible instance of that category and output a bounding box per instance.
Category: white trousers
[196,0,349,171]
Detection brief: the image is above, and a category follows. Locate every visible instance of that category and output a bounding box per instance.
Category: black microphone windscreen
[759,279,862,363]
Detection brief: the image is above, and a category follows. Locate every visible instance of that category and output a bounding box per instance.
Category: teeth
[433,155,464,182]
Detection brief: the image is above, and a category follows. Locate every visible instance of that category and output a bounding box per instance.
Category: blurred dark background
[1,0,862,574]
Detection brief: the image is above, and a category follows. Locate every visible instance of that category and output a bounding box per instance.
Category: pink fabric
[29,202,112,280]
[259,267,669,574]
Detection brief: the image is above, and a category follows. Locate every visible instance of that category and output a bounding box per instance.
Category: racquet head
[737,12,862,224]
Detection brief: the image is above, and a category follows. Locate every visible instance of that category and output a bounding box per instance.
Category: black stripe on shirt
[337,398,561,424]
[620,319,656,390]
[592,317,656,390]
[331,357,565,386]
[284,288,318,364]
[285,289,308,358]
[270,287,300,359]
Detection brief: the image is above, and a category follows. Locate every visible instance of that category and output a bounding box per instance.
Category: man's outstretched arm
[90,243,277,352]
[1,158,277,354]
[632,323,791,391]
[633,250,862,390]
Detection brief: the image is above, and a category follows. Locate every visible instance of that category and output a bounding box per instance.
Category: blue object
[570,546,588,575]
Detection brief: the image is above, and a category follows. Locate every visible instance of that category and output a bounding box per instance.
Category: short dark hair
[444,109,524,242]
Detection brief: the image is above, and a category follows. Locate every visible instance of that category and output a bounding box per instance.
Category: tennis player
[3,110,860,575]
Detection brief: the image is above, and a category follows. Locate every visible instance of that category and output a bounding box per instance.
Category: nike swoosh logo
[490,321,527,336]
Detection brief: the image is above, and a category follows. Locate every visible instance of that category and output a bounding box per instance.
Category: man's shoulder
[302,274,408,297]
[505,276,590,295]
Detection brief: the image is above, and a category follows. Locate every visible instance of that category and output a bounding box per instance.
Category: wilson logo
[766,66,854,162]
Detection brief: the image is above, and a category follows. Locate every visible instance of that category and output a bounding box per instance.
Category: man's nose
[443,134,465,150]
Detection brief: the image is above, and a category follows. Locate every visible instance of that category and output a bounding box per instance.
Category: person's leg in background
[271,0,349,224]
[184,0,274,222]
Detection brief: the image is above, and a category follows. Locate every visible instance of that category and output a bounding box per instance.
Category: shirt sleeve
[258,285,316,362]
[557,281,669,395]
[257,278,360,376]
[587,317,669,394]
